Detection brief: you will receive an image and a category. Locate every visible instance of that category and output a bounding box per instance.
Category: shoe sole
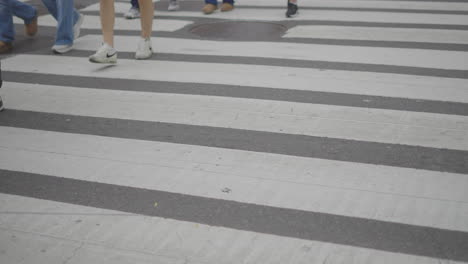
[52,46,73,54]
[286,11,299,18]
[135,53,152,60]
[89,57,118,64]
[125,15,140,19]
[203,10,216,14]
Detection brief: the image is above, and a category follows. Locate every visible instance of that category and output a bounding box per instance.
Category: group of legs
[124,0,298,18]
[1,0,300,61]
[89,0,154,63]
[0,0,84,54]
[0,0,151,61]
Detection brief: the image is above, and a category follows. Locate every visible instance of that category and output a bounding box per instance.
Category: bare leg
[100,0,115,46]
[138,0,153,38]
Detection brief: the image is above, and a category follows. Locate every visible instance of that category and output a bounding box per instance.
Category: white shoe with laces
[135,37,152,60]
[168,0,180,11]
[125,7,140,19]
[89,43,118,63]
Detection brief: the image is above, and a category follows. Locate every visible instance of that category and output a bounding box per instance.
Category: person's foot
[0,95,4,112]
[135,37,153,60]
[286,2,298,18]
[74,13,85,40]
[0,41,13,54]
[125,6,140,19]
[25,16,38,37]
[168,0,180,11]
[202,3,217,14]
[89,43,117,63]
[52,43,73,54]
[221,3,234,12]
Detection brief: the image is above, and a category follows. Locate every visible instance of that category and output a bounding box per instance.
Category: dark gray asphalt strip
[76,14,468,31]
[4,71,468,116]
[66,27,468,51]
[1,110,467,174]
[0,169,467,262]
[233,6,468,15]
[24,48,468,79]
[86,4,468,15]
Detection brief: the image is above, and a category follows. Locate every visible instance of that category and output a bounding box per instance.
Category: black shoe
[286,2,298,18]
[0,95,4,112]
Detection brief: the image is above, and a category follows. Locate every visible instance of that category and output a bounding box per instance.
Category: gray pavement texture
[1,0,468,264]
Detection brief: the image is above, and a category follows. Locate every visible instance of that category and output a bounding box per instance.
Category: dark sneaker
[286,3,298,18]
[0,95,4,112]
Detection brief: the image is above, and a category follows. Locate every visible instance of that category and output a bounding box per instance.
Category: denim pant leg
[131,0,139,8]
[0,0,14,42]
[11,0,37,24]
[41,0,79,45]
[205,0,234,5]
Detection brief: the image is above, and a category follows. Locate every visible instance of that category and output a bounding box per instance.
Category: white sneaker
[168,0,180,11]
[125,7,140,19]
[89,43,117,63]
[52,43,73,54]
[135,37,152,60]
[74,13,85,40]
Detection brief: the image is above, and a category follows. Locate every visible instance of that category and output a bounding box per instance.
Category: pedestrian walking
[286,0,298,18]
[40,0,85,54]
[89,0,154,63]
[202,0,234,15]
[0,0,38,54]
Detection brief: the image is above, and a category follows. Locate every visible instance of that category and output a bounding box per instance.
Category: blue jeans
[0,0,37,42]
[205,0,234,5]
[41,0,80,45]
[131,0,139,8]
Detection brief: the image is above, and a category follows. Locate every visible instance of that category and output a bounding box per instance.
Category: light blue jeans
[205,0,234,5]
[0,0,37,42]
[40,0,80,45]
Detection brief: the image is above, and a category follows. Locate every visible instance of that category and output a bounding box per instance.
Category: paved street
[1,0,468,263]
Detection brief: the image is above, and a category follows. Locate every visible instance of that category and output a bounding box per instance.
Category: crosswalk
[1,0,468,263]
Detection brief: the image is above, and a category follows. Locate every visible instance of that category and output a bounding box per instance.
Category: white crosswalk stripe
[1,0,468,263]
[5,54,468,102]
[283,25,468,44]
